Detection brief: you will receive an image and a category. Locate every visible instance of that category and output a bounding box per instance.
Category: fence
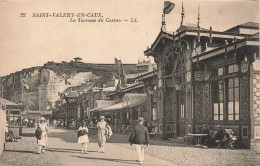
[0,108,6,156]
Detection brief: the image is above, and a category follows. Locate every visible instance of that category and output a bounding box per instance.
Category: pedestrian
[129,117,149,165]
[97,116,107,153]
[46,119,49,127]
[78,121,89,154]
[53,119,57,128]
[36,117,48,154]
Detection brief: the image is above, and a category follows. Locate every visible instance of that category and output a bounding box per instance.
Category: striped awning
[98,93,147,112]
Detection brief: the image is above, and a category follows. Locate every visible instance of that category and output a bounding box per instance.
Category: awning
[0,97,23,110]
[94,100,115,111]
[100,102,124,111]
[122,93,147,108]
[97,93,147,112]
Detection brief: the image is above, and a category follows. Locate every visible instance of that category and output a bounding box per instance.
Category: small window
[152,108,157,120]
[152,93,157,120]
[228,64,239,74]
[218,68,223,76]
[187,125,192,134]
[159,124,163,132]
[213,81,224,120]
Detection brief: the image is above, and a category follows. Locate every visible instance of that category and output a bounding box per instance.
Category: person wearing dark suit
[129,117,149,165]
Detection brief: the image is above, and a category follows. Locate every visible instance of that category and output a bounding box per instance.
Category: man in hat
[97,116,107,153]
[129,117,149,165]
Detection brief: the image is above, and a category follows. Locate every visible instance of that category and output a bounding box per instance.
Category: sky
[0,0,259,76]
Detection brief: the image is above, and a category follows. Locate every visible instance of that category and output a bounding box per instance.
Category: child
[78,122,89,154]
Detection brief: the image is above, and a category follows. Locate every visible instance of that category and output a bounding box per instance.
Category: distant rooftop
[239,22,259,28]
[176,23,208,32]
[225,22,259,33]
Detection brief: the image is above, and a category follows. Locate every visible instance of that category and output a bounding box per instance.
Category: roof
[66,91,80,98]
[0,97,18,106]
[0,97,23,110]
[74,57,82,60]
[192,37,259,62]
[126,73,139,79]
[225,22,259,32]
[136,61,151,67]
[136,70,157,81]
[144,29,247,55]
[176,23,208,32]
[239,22,259,28]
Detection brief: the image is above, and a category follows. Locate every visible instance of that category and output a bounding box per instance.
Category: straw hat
[137,117,145,122]
[100,116,105,120]
[39,117,45,121]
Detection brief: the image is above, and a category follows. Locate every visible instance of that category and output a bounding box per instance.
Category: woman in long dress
[97,116,107,153]
[78,122,89,154]
[37,117,48,154]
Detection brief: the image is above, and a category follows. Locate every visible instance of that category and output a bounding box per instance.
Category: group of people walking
[77,116,113,154]
[35,116,149,165]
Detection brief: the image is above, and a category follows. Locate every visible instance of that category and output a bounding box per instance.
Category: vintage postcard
[0,0,259,165]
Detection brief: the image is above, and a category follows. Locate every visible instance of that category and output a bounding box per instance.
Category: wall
[0,109,6,156]
[251,70,260,151]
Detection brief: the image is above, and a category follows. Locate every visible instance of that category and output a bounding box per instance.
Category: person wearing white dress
[37,117,48,154]
[78,122,89,154]
[97,116,107,153]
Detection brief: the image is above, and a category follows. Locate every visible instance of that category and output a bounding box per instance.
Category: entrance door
[177,89,185,137]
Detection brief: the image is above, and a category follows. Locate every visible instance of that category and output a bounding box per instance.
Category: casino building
[143,7,259,148]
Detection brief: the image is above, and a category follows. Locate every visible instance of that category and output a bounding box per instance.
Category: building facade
[144,21,259,148]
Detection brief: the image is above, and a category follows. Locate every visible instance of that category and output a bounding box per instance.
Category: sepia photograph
[0,0,259,165]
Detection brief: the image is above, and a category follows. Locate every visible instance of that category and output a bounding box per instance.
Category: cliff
[0,62,136,112]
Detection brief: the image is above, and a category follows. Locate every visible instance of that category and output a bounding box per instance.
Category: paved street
[0,127,259,166]
[0,127,172,166]
[47,134,172,166]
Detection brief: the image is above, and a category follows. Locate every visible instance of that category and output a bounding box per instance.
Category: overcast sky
[0,0,259,76]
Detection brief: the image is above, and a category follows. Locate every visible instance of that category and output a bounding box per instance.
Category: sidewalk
[48,136,173,166]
